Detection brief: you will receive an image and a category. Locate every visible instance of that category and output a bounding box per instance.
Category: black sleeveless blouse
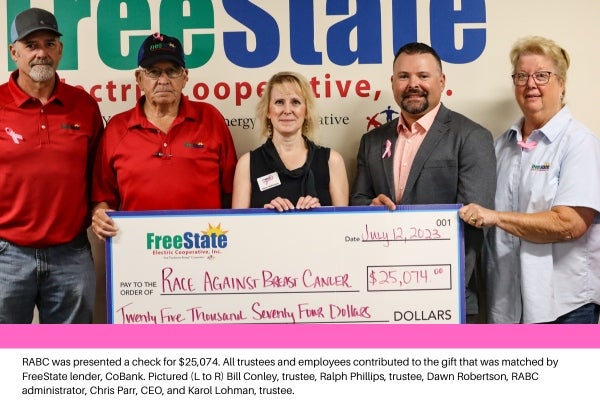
[249,138,332,208]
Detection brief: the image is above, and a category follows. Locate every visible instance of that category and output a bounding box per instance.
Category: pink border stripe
[1,325,599,348]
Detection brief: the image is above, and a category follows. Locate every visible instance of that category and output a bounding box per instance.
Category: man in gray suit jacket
[351,43,496,322]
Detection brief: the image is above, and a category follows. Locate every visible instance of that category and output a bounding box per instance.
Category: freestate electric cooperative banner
[3,2,599,323]
[2,0,599,177]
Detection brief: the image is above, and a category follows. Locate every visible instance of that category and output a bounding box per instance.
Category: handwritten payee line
[161,289,361,296]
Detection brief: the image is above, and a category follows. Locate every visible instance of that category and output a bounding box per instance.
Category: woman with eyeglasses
[458,36,600,324]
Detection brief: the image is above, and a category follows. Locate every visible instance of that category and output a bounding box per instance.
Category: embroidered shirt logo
[531,163,550,171]
[61,123,81,130]
[4,127,23,144]
[184,142,204,149]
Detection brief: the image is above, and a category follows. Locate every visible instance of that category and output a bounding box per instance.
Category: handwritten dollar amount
[179,357,219,367]
[367,265,451,291]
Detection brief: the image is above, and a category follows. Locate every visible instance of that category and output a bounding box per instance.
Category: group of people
[1,8,598,324]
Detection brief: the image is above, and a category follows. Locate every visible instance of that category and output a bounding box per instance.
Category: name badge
[257,172,281,192]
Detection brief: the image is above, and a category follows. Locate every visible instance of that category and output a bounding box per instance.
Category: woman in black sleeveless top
[232,71,348,211]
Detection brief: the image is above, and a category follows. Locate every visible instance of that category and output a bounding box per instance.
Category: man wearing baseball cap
[0,8,104,323]
[10,7,62,42]
[90,33,237,240]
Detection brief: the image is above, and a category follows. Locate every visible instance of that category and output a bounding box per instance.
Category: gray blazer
[351,104,497,315]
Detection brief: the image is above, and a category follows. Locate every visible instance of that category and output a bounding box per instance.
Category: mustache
[30,59,53,67]
[402,89,427,98]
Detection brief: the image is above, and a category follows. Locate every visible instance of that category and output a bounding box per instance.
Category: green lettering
[95,0,215,69]
[146,233,155,249]
[7,0,90,70]
[147,231,227,249]
[173,235,183,249]
[97,0,151,69]
[160,0,215,68]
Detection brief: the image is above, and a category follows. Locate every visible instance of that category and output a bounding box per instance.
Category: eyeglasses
[141,67,185,79]
[511,71,555,86]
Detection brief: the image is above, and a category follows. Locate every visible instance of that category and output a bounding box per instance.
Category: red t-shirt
[92,96,237,211]
[0,71,103,247]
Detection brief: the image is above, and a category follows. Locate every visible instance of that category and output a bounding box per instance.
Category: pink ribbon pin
[517,140,537,150]
[382,139,392,158]
[153,32,164,41]
[5,127,23,144]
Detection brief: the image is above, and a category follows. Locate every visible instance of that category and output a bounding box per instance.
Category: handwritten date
[362,224,443,246]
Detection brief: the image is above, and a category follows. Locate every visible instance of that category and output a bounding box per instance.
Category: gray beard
[29,65,55,82]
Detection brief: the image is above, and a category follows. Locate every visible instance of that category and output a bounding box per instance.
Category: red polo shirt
[92,96,237,211]
[0,71,104,247]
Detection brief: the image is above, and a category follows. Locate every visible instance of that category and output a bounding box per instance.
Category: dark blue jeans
[0,233,95,323]
[550,303,600,324]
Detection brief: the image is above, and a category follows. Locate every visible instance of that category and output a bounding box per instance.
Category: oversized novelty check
[106,205,465,324]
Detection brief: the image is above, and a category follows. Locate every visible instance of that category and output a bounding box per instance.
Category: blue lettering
[5,1,487,70]
[222,0,280,67]
[430,0,486,63]
[391,0,418,54]
[183,232,194,249]
[200,234,211,248]
[326,0,382,65]
[290,0,321,64]
[144,231,227,249]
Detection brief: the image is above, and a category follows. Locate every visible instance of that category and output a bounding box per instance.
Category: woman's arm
[231,153,252,208]
[328,149,349,206]
[459,203,596,243]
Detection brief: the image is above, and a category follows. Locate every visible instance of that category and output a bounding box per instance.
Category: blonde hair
[256,71,318,140]
[510,36,570,96]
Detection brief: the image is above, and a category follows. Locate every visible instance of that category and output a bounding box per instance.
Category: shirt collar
[397,102,442,136]
[508,106,571,144]
[128,94,195,130]
[8,70,63,107]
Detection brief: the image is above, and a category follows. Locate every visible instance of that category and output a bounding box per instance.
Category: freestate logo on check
[146,223,229,251]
